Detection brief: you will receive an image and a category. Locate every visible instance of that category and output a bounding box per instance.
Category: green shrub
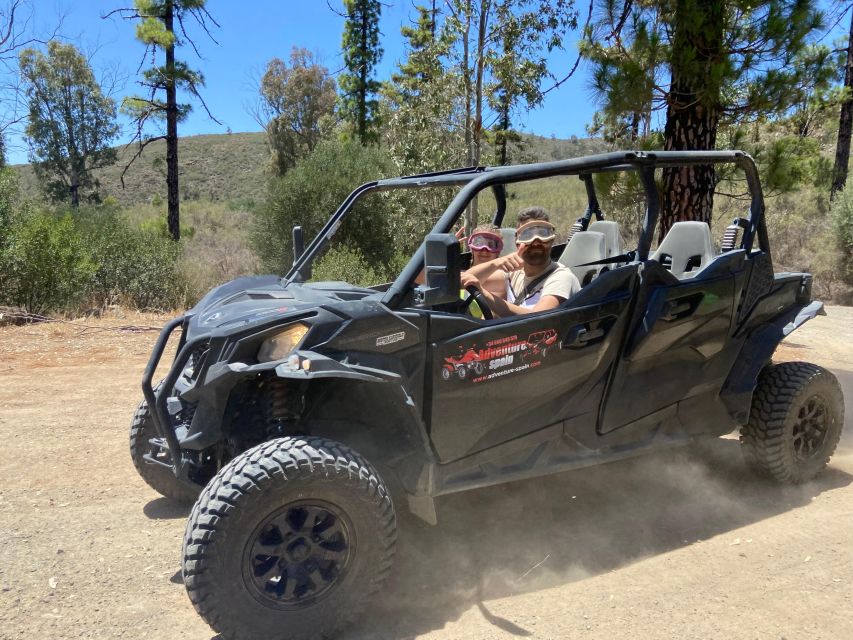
[179,201,259,301]
[1,210,95,314]
[74,205,186,310]
[253,138,398,274]
[830,185,853,285]
[0,166,18,234]
[311,246,382,286]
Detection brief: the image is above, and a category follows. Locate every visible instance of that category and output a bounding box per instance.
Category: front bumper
[141,316,209,481]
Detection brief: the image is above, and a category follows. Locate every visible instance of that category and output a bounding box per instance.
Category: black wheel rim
[792,395,829,461]
[243,500,353,609]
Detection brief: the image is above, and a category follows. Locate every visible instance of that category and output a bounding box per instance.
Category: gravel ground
[0,307,851,640]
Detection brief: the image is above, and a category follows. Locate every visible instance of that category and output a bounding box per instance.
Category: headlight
[257,323,310,362]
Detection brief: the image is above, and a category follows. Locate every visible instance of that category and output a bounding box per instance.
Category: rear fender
[720,300,824,423]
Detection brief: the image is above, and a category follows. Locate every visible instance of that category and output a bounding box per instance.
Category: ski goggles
[515,220,557,244]
[468,232,504,253]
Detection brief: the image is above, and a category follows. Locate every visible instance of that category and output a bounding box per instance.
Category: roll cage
[284,150,768,310]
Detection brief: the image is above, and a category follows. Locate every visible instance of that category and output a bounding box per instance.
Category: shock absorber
[264,378,304,438]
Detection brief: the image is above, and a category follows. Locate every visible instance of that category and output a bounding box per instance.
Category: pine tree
[19,41,119,206]
[383,4,465,173]
[115,0,219,241]
[583,0,823,239]
[446,0,577,168]
[832,6,853,200]
[339,0,383,145]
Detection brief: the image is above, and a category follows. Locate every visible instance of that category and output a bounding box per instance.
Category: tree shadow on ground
[344,438,852,639]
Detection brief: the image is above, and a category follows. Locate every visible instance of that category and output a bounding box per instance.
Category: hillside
[12,132,609,208]
[13,132,270,208]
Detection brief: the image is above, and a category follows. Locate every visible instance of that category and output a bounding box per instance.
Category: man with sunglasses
[461,207,579,317]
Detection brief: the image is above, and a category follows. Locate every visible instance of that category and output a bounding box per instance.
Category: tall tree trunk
[461,0,475,235]
[472,0,488,168]
[659,0,723,242]
[165,3,180,241]
[497,91,510,165]
[466,0,489,227]
[462,0,472,166]
[831,10,853,201]
[630,112,640,142]
[359,2,369,142]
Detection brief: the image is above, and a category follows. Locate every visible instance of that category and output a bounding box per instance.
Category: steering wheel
[460,285,494,320]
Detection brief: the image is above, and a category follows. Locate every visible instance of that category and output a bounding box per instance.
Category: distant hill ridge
[13,131,608,208]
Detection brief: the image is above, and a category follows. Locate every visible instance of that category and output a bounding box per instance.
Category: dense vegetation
[2,0,853,315]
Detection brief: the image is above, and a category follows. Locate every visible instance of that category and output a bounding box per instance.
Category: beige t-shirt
[508,263,580,309]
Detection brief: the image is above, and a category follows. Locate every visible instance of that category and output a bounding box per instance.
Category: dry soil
[1,307,851,640]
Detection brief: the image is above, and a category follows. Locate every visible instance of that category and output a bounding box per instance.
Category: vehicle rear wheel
[129,390,200,505]
[182,436,396,640]
[740,362,844,484]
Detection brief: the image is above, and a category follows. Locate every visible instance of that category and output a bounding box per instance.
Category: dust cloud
[349,436,850,639]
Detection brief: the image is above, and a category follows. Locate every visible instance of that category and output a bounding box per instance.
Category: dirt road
[1,307,851,640]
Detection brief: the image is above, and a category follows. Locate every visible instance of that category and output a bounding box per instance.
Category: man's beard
[524,246,549,266]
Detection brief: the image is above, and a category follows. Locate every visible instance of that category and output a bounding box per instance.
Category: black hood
[185,275,381,334]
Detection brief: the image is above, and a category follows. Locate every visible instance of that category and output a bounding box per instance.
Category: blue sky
[5,0,591,164]
[7,0,849,165]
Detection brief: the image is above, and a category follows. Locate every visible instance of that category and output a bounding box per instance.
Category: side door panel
[427,267,637,463]
[601,255,746,433]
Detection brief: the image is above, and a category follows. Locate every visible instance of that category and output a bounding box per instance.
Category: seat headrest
[587,220,623,258]
[652,221,715,278]
[557,230,606,285]
[498,228,516,256]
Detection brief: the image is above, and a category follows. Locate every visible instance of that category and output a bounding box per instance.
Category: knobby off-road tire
[182,436,397,640]
[740,362,844,484]
[129,391,200,505]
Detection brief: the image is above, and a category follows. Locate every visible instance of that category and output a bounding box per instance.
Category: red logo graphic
[440,328,558,383]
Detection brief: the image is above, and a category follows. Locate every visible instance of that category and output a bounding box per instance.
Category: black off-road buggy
[131,151,845,640]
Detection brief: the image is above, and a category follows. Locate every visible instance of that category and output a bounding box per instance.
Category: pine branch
[119,134,167,188]
[543,0,593,95]
[177,14,204,59]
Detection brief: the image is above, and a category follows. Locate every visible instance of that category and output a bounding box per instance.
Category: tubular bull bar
[141,316,207,481]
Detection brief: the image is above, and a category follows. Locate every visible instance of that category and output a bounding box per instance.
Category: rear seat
[588,220,623,259]
[651,221,715,279]
[499,228,516,256]
[557,231,607,286]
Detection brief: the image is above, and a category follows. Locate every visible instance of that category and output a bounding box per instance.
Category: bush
[74,205,186,310]
[179,201,259,301]
[1,209,95,314]
[311,246,382,286]
[253,138,398,274]
[830,185,853,285]
[0,166,17,234]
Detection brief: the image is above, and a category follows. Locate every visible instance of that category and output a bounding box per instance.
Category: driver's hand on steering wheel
[460,271,480,290]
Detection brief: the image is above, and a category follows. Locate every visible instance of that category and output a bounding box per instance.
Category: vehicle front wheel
[182,436,397,640]
[129,392,200,505]
[740,362,844,484]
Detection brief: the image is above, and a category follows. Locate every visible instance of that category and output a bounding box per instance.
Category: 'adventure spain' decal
[440,329,557,383]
